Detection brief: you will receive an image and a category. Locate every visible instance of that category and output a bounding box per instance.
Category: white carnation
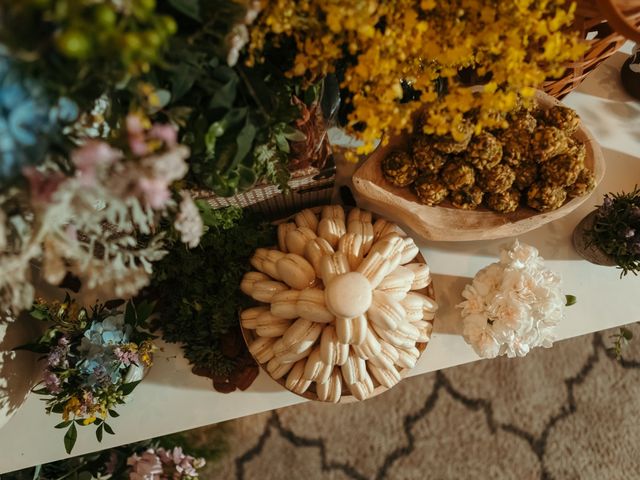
[458,240,565,358]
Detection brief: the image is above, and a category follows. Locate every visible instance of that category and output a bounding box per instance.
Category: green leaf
[124,301,136,326]
[32,387,50,395]
[621,327,633,341]
[64,423,77,454]
[135,301,155,326]
[108,409,120,418]
[29,307,49,320]
[54,420,71,429]
[32,464,41,479]
[230,120,257,171]
[275,133,290,153]
[14,342,50,354]
[95,424,103,442]
[120,380,141,396]
[103,423,115,435]
[282,125,307,142]
[210,78,238,110]
[565,295,577,306]
[51,404,64,414]
[167,0,201,21]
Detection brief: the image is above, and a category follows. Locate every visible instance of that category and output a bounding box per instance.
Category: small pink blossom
[149,124,178,147]
[137,178,171,209]
[72,141,121,185]
[127,450,163,480]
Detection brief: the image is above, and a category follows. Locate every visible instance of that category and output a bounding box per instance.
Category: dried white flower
[458,240,565,358]
[225,24,249,66]
[174,191,204,249]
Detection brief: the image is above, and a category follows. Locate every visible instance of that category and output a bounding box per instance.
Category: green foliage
[565,295,577,306]
[150,207,275,376]
[608,327,634,360]
[587,186,640,277]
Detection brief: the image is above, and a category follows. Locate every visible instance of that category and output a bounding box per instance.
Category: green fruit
[143,31,162,48]
[94,5,117,28]
[137,0,156,11]
[56,29,91,59]
[159,16,177,35]
[123,32,142,51]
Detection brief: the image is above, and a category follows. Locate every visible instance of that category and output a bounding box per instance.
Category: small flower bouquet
[20,296,156,453]
[584,187,640,276]
[458,241,567,358]
[127,446,206,480]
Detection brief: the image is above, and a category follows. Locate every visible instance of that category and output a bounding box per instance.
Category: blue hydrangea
[79,315,132,385]
[0,54,78,185]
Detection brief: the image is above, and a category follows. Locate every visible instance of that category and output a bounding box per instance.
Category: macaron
[372,218,405,242]
[285,359,312,394]
[255,312,293,338]
[369,233,405,259]
[400,237,420,264]
[303,346,333,383]
[347,371,374,401]
[286,227,317,256]
[341,350,367,385]
[356,251,389,288]
[304,237,335,276]
[347,220,374,254]
[404,262,431,290]
[249,336,277,364]
[240,306,270,329]
[278,223,297,252]
[367,339,399,371]
[372,321,419,350]
[321,205,345,221]
[297,288,335,323]
[377,265,415,300]
[276,344,314,364]
[240,272,271,297]
[318,217,346,249]
[411,319,433,343]
[401,292,427,322]
[338,232,365,270]
[250,248,271,271]
[335,314,367,346]
[352,327,382,360]
[270,290,301,319]
[395,345,420,369]
[251,280,288,303]
[316,367,342,403]
[266,356,294,380]
[319,251,350,283]
[369,363,401,389]
[295,208,319,232]
[347,207,373,224]
[282,318,323,353]
[276,253,316,290]
[368,290,406,331]
[320,325,349,366]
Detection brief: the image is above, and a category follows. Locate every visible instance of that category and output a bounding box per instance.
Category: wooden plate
[240,206,436,403]
[352,91,605,242]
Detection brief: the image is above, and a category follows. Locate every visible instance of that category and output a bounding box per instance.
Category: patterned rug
[198,323,640,480]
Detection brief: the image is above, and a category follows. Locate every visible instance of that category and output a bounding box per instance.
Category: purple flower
[114,346,139,367]
[43,370,61,394]
[47,344,69,368]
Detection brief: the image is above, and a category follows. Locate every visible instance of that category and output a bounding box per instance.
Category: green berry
[56,29,91,59]
[143,31,162,48]
[159,16,177,35]
[94,5,117,28]
[123,32,142,51]
[137,0,157,11]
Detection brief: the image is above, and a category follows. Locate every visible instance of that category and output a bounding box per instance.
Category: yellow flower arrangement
[249,0,585,158]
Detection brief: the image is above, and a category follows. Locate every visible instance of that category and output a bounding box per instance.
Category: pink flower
[127,450,164,480]
[137,178,171,209]
[43,370,61,394]
[72,141,120,186]
[22,167,66,204]
[127,114,149,156]
[149,124,177,147]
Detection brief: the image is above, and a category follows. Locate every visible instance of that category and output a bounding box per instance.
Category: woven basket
[543,0,640,98]
[192,164,336,219]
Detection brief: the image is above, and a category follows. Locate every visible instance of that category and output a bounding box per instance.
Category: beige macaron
[352,327,382,361]
[286,227,317,256]
[356,251,389,289]
[347,371,374,401]
[335,314,367,346]
[404,262,431,290]
[316,367,342,403]
[319,251,350,283]
[294,208,319,232]
[304,237,335,276]
[341,350,367,385]
[400,237,420,265]
[240,306,270,329]
[282,318,324,353]
[266,356,294,380]
[372,218,405,242]
[276,253,316,290]
[317,217,346,249]
[320,325,349,366]
[347,207,373,224]
[321,205,345,221]
[347,220,374,254]
[270,289,301,319]
[372,321,420,350]
[240,271,271,297]
[338,232,365,270]
[377,265,415,300]
[368,290,406,331]
[296,287,335,323]
[249,336,277,364]
[369,363,402,389]
[251,280,288,303]
[278,223,297,252]
[285,359,312,394]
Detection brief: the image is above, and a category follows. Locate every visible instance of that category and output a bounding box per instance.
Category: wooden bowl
[352,91,605,242]
[240,206,436,403]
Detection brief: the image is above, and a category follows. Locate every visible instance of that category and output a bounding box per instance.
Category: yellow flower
[62,397,81,421]
[83,416,97,425]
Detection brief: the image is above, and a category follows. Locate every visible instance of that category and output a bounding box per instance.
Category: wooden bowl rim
[351,90,606,241]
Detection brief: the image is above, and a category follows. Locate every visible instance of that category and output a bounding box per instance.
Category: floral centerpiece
[249,0,586,158]
[580,187,640,276]
[458,241,571,358]
[19,296,157,453]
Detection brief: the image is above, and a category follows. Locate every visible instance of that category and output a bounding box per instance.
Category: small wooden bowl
[240,207,436,403]
[352,90,605,242]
